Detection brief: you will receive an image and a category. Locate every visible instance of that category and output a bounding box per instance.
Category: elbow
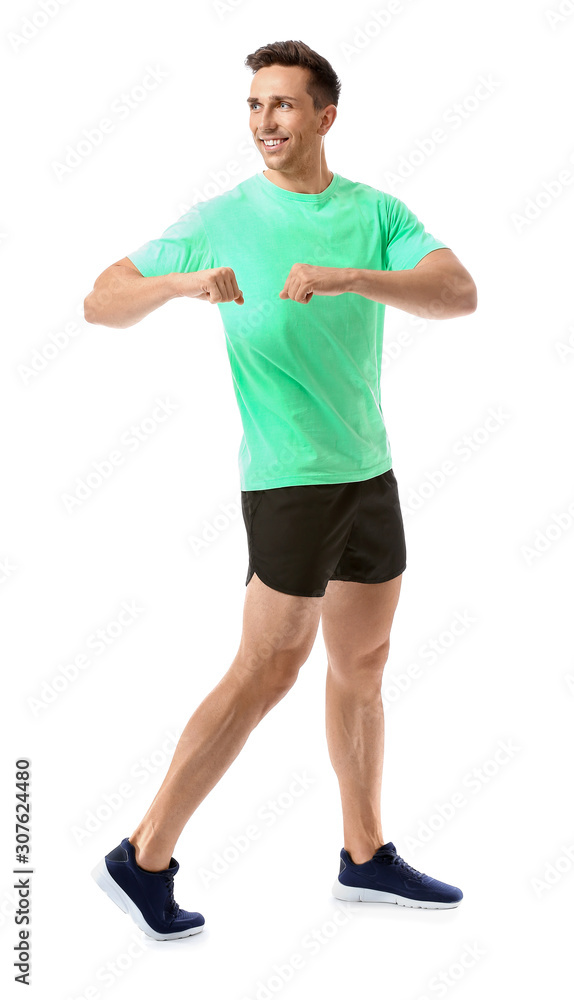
[428,276,478,320]
[83,286,128,328]
[84,285,109,325]
[84,294,97,324]
[445,276,478,318]
[462,280,478,315]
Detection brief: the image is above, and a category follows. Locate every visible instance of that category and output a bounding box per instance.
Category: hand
[279,264,350,304]
[178,267,244,305]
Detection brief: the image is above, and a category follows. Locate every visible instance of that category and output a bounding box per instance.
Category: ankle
[129,831,172,872]
[345,838,384,865]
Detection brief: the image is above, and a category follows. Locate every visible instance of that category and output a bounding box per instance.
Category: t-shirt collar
[256,169,340,203]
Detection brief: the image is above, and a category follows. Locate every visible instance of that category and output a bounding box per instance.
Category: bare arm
[84,257,244,329]
[347,248,477,320]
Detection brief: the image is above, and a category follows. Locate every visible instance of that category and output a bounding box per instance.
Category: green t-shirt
[127,171,448,490]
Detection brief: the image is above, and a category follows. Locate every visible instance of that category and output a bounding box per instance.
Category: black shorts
[241,468,407,598]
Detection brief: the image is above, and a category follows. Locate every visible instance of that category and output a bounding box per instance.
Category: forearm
[346,266,477,319]
[84,266,184,329]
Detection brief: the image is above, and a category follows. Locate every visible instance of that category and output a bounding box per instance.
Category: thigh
[241,483,359,598]
[321,574,403,671]
[238,571,324,680]
[330,468,407,586]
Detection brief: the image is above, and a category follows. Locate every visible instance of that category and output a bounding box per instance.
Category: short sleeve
[382,194,449,272]
[126,206,215,277]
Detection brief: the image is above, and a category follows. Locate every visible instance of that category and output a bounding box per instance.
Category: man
[87,40,477,940]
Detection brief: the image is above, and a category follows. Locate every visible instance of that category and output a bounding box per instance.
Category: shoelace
[375,851,425,881]
[162,871,180,916]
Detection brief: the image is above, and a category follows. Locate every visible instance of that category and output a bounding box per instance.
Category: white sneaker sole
[332,879,461,909]
[91,857,205,940]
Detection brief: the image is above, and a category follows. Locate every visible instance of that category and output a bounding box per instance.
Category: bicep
[414,247,474,284]
[414,248,458,271]
[112,256,144,275]
[90,257,144,291]
[414,247,477,309]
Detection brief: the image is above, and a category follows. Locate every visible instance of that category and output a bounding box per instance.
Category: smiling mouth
[260,137,289,150]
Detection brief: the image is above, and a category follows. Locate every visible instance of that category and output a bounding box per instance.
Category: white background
[2,0,573,997]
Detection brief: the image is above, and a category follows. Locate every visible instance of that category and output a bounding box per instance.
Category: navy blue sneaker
[91,837,205,939]
[332,841,463,909]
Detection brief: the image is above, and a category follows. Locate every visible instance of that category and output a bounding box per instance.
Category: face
[247,65,335,170]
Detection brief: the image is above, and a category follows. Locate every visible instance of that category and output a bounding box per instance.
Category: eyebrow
[246,95,300,104]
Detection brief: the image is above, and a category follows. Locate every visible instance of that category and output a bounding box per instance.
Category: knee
[328,638,391,684]
[235,644,305,699]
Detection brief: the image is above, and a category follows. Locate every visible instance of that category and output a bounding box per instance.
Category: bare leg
[321,575,402,864]
[130,573,323,871]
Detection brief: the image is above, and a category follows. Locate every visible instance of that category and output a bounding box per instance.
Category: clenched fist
[178,267,244,305]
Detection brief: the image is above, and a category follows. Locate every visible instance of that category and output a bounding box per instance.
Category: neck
[263,158,333,195]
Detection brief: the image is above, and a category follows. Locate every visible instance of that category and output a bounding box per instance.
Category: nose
[260,108,277,130]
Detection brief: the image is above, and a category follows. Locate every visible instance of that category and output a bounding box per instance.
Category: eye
[249,102,291,110]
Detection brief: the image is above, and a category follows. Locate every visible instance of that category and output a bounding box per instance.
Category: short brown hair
[245,40,341,114]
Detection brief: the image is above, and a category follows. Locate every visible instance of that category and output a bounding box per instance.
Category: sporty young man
[86,40,477,940]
